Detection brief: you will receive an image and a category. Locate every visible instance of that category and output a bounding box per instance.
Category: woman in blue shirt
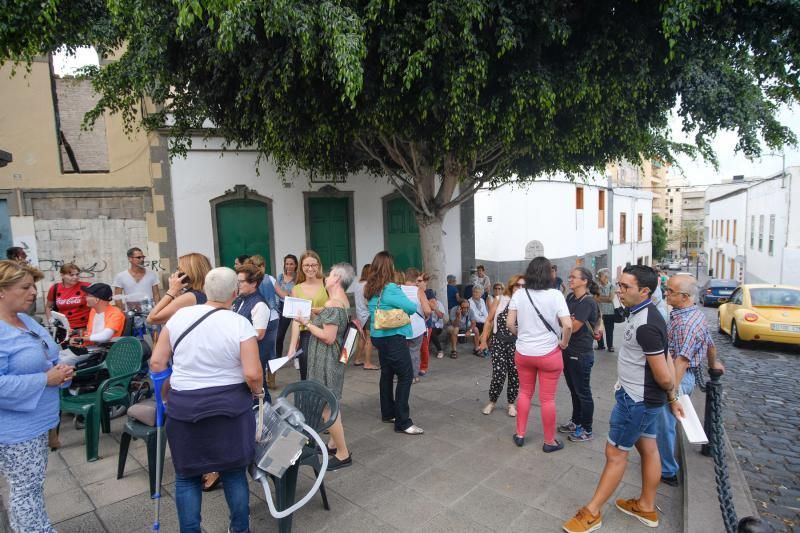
[0,260,73,532]
[364,252,424,435]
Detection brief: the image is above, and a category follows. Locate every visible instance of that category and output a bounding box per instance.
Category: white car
[666,261,681,270]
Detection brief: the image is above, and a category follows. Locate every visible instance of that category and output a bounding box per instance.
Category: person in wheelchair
[59,283,126,366]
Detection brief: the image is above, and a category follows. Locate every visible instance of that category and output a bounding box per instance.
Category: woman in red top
[45,263,90,331]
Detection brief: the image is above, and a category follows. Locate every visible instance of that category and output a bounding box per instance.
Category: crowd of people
[0,244,724,533]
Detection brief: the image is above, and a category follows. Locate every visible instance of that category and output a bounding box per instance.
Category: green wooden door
[216,199,272,273]
[308,197,352,269]
[386,197,422,271]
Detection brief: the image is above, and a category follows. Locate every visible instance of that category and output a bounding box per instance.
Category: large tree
[3,1,798,292]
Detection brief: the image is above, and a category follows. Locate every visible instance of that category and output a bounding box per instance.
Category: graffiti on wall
[39,258,167,278]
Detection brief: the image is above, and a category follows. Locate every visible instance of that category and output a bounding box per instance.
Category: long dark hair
[364,251,396,299]
[524,257,552,290]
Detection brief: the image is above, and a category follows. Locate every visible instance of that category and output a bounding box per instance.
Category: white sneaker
[436,351,444,359]
[395,424,424,435]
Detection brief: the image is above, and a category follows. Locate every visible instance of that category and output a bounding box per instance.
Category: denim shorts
[607,388,661,451]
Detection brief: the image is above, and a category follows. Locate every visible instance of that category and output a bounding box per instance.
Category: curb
[680,391,760,533]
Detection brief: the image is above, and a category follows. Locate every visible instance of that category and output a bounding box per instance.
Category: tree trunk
[417,214,448,309]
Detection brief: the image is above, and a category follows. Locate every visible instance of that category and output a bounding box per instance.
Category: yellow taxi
[718,284,800,347]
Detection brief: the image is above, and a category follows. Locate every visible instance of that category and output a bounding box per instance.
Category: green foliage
[2,1,798,215]
[653,214,668,261]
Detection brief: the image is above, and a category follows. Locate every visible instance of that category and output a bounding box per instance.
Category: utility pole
[607,173,614,277]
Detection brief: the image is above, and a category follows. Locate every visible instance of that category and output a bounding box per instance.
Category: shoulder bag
[524,289,560,341]
[373,287,411,330]
[128,307,225,427]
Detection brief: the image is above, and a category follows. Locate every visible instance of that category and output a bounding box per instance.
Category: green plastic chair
[60,337,143,462]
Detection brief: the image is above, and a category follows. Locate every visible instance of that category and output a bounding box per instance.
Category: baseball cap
[83,283,113,301]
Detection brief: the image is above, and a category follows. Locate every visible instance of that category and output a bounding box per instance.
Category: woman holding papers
[364,251,425,435]
[288,250,329,380]
[294,263,355,471]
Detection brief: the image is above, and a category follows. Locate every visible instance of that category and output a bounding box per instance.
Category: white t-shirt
[112,270,159,299]
[167,305,257,391]
[509,288,569,356]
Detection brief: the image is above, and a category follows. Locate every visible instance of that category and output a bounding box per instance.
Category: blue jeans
[371,334,414,431]
[656,371,696,477]
[175,468,251,533]
[607,388,662,452]
[562,348,595,433]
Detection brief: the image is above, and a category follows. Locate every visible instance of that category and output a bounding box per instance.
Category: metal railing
[699,368,775,533]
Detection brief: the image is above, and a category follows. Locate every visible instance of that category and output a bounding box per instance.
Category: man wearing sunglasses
[112,247,161,308]
[657,274,723,487]
[564,265,684,532]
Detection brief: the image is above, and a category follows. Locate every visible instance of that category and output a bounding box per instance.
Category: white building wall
[706,191,747,282]
[611,188,654,279]
[745,175,791,284]
[474,180,607,261]
[169,146,462,275]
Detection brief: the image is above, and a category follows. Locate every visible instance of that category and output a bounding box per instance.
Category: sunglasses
[20,328,50,359]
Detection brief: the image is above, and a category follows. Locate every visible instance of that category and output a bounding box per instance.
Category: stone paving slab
[2,336,687,532]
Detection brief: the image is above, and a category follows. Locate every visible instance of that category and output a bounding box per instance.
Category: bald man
[657,274,724,486]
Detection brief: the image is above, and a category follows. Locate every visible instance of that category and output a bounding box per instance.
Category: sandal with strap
[201,472,222,492]
[450,351,458,359]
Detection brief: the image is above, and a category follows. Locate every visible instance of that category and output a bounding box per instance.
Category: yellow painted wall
[0,60,153,189]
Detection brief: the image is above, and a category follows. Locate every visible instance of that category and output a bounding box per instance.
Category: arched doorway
[211,185,274,273]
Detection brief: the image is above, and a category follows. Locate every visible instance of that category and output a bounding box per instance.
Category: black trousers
[601,314,616,349]
[298,330,311,381]
[275,316,293,357]
[371,334,414,431]
[429,327,443,352]
[562,348,595,433]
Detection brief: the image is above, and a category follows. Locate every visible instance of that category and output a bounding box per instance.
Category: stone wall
[55,77,109,173]
[31,195,146,220]
[24,190,166,311]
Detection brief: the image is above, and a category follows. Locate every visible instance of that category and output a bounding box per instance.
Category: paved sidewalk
[3,341,683,532]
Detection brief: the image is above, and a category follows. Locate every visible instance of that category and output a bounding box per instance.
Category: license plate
[718,290,733,296]
[771,323,800,333]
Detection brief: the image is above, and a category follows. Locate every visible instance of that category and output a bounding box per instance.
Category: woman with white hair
[293,262,355,470]
[150,267,264,533]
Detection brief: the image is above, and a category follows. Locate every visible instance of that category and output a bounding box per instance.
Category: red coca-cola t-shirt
[47,282,91,329]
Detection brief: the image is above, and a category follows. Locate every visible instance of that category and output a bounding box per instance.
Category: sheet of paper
[268,350,301,374]
[400,284,419,303]
[339,328,359,364]
[677,395,708,444]
[282,297,312,318]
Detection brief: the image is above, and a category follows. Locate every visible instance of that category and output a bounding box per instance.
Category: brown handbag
[373,289,410,330]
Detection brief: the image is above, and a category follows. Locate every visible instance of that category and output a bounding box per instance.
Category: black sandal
[450,351,458,359]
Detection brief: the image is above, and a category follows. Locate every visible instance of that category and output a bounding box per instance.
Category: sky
[668,105,800,186]
[52,47,799,187]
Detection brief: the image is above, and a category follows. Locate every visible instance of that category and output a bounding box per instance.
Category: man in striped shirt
[657,274,724,486]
